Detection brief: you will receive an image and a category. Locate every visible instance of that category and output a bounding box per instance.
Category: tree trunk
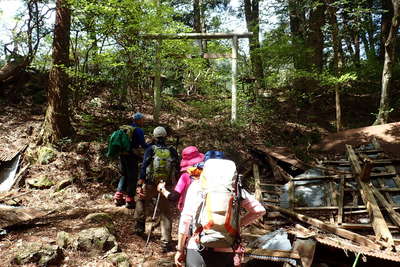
[365,0,376,58]
[288,0,306,70]
[374,0,399,125]
[379,0,394,60]
[326,0,344,131]
[193,0,203,53]
[361,31,371,59]
[354,30,360,67]
[41,0,74,144]
[244,0,264,92]
[305,1,325,71]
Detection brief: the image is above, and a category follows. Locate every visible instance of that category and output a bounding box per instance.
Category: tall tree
[326,0,344,131]
[379,0,394,60]
[305,0,325,71]
[244,0,264,91]
[193,0,207,53]
[374,0,399,125]
[42,0,74,144]
[288,0,306,70]
[362,0,377,59]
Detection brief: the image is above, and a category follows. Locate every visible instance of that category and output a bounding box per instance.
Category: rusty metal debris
[251,139,400,264]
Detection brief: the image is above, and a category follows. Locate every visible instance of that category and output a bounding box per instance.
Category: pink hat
[180,146,204,172]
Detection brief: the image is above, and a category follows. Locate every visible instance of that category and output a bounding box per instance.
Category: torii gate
[142,32,253,122]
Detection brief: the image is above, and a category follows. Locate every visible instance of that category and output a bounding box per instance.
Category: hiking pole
[145,184,162,247]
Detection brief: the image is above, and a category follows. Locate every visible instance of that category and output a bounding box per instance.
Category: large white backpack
[195,159,241,248]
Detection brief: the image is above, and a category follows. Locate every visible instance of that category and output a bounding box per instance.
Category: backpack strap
[233,174,243,248]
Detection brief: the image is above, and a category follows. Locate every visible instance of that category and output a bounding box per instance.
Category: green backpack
[149,145,174,182]
[106,125,136,158]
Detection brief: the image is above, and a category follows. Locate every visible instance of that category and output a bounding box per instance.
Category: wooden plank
[288,179,294,210]
[291,172,395,181]
[253,164,262,202]
[346,145,394,247]
[294,204,400,211]
[337,177,345,224]
[344,209,368,215]
[352,191,359,207]
[141,32,253,40]
[370,184,400,228]
[267,155,292,182]
[385,165,400,187]
[263,199,279,203]
[203,53,231,59]
[264,203,380,249]
[345,187,400,192]
[355,149,384,154]
[339,223,400,230]
[294,207,338,211]
[326,181,335,223]
[261,190,281,195]
[323,159,393,165]
[245,248,300,259]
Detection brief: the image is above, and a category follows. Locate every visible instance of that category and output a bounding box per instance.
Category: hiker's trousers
[117,154,139,198]
[186,248,235,267]
[133,184,172,242]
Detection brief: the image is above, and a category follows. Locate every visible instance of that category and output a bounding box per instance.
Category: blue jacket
[130,123,150,150]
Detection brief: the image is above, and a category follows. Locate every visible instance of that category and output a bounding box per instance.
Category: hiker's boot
[125,196,135,209]
[132,221,145,237]
[114,192,125,207]
[160,241,174,253]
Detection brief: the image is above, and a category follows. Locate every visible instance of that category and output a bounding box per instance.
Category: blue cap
[204,150,224,161]
[132,112,144,120]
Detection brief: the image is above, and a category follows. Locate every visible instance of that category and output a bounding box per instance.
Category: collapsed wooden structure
[250,139,400,265]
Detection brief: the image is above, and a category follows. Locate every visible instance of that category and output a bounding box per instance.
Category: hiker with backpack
[156,146,205,212]
[108,112,150,209]
[133,126,179,253]
[174,158,266,267]
[157,149,225,212]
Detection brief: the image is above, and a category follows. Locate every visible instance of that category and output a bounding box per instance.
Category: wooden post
[346,145,394,247]
[231,35,238,122]
[153,39,161,123]
[253,164,262,202]
[337,177,344,224]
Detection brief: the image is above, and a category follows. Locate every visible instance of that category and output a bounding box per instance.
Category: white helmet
[153,126,167,138]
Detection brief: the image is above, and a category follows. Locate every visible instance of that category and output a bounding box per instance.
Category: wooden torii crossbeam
[140,32,253,122]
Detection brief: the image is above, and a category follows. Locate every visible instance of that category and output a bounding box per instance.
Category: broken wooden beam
[337,177,345,224]
[264,203,380,249]
[370,184,400,228]
[346,144,395,247]
[339,223,399,230]
[253,164,262,203]
[291,172,395,181]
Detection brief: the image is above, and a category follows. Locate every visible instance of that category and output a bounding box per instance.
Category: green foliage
[319,72,357,88]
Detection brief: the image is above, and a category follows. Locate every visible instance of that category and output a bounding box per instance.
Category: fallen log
[0,206,48,228]
[264,203,380,249]
[0,58,28,83]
